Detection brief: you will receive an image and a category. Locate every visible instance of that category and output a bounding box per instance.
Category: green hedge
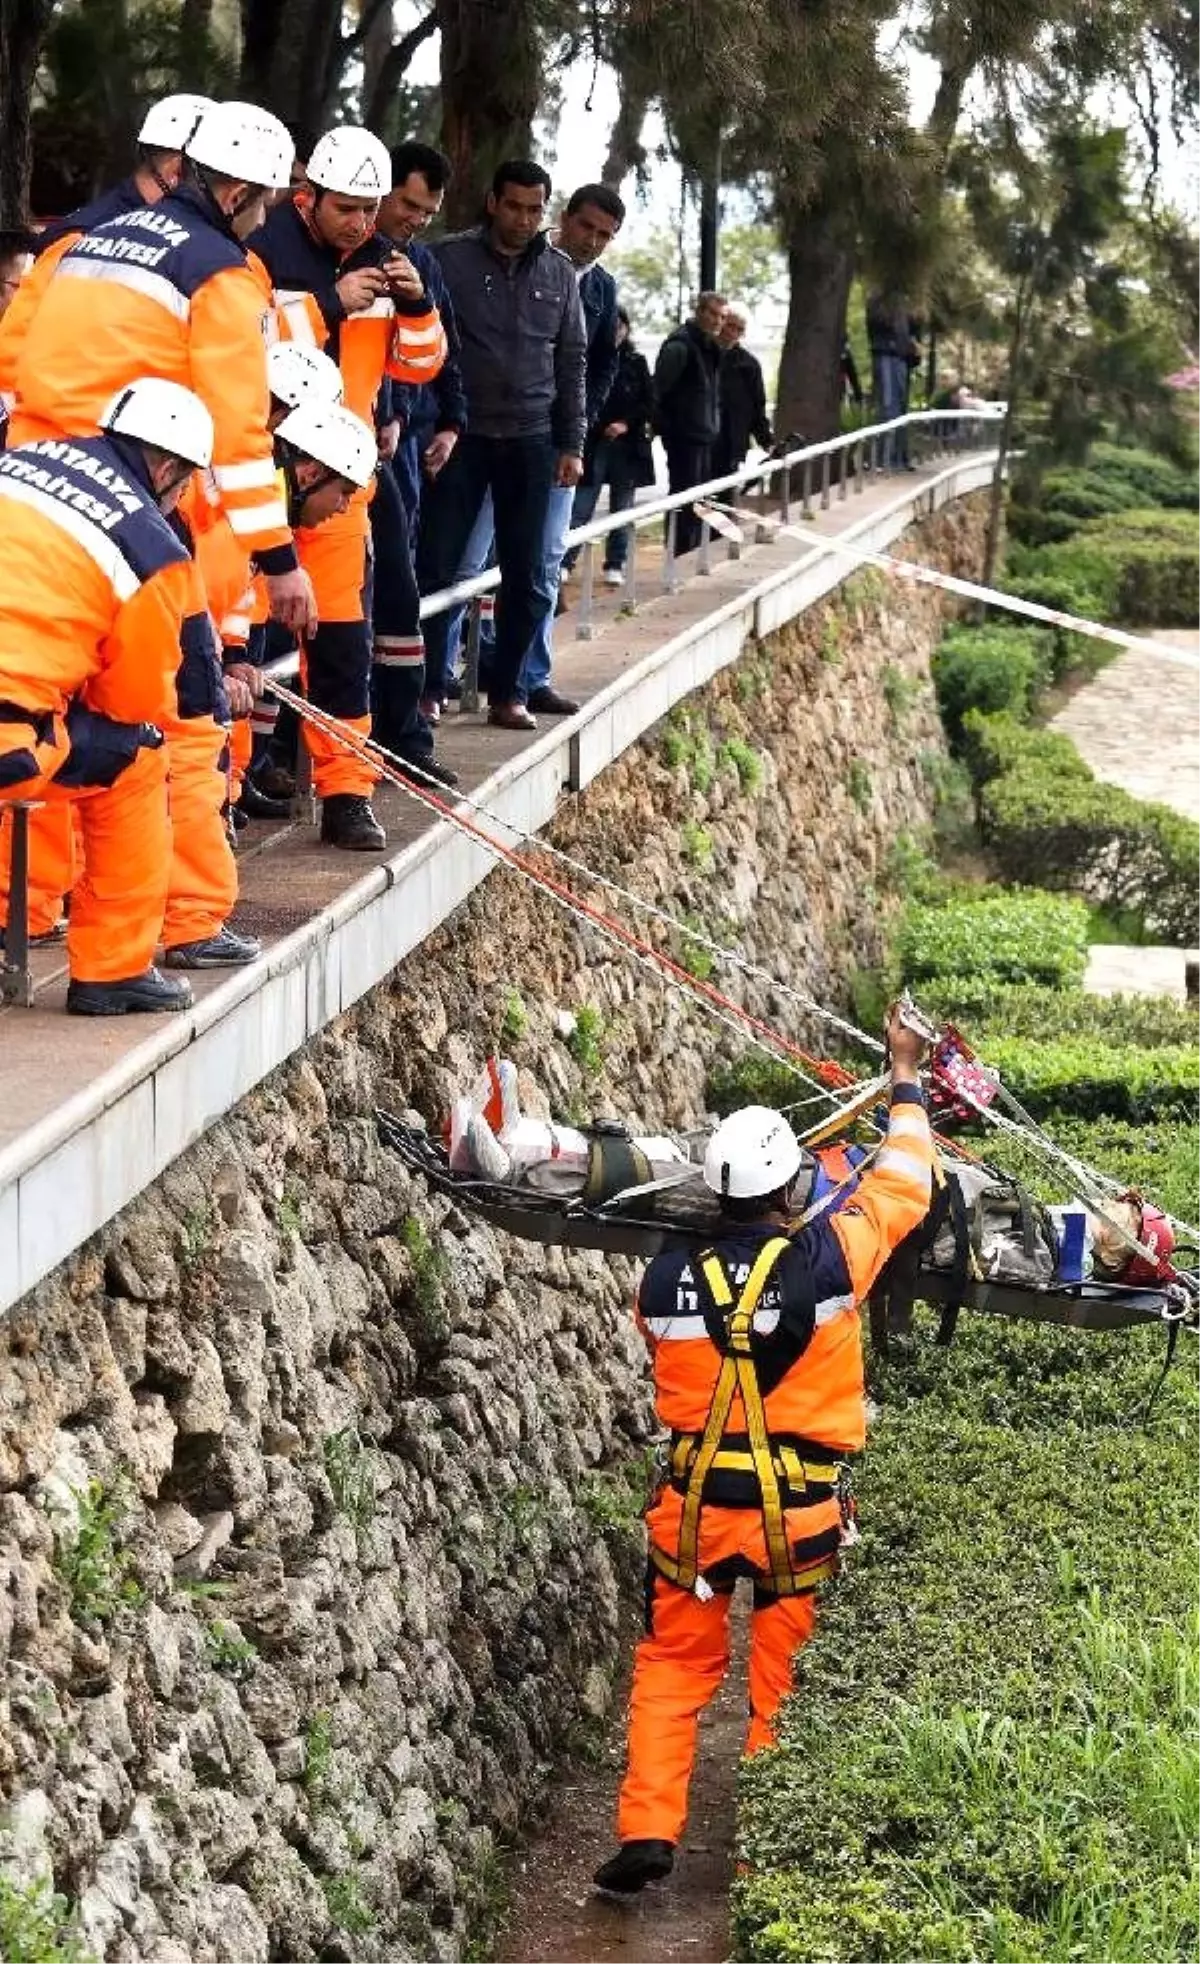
[734,1311,1199,1963]
[958,714,1200,945]
[931,623,1054,740]
[1010,449,1198,548]
[917,980,1199,1051]
[984,1114,1200,1228]
[1006,515,1199,628]
[897,890,1090,989]
[1088,442,1199,511]
[981,1033,1198,1123]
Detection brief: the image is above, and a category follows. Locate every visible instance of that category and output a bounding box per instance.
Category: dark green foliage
[917,979,1198,1052]
[706,1050,809,1118]
[1005,513,1198,628]
[982,1033,1198,1122]
[961,711,1090,785]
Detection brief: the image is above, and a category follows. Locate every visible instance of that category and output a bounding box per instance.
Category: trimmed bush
[958,714,1200,945]
[706,1050,811,1118]
[897,890,1090,989]
[931,623,1053,741]
[1007,515,1199,628]
[917,980,1198,1051]
[981,1033,1198,1122]
[1088,442,1199,511]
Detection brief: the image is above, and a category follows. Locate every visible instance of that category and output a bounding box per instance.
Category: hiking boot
[396,755,460,790]
[66,967,193,1017]
[593,1841,675,1896]
[320,794,386,850]
[253,762,296,800]
[163,926,261,969]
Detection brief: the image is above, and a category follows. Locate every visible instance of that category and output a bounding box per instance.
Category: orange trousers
[0,741,170,982]
[616,1489,826,1846]
[296,498,375,801]
[161,715,237,950]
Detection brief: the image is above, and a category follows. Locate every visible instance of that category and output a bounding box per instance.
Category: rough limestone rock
[0,503,981,1960]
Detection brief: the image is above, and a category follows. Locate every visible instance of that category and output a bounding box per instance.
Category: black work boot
[319,795,386,851]
[66,967,193,1017]
[236,781,293,820]
[396,755,460,790]
[593,1840,675,1896]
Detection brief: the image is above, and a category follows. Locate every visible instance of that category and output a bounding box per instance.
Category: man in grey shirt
[416,159,587,731]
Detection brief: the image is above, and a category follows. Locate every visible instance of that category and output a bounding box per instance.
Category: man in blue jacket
[515,182,624,716]
[369,143,468,784]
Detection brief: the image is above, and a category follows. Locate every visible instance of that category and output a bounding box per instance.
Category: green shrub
[1088,442,1199,511]
[897,891,1090,988]
[1079,511,1199,625]
[981,1033,1198,1123]
[0,1879,88,1964]
[931,623,1052,740]
[916,980,1198,1052]
[706,1050,808,1117]
[982,1116,1199,1229]
[958,712,1200,945]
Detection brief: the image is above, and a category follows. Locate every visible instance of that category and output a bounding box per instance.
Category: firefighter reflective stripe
[54,258,192,320]
[273,290,324,347]
[226,497,290,538]
[385,305,449,386]
[213,458,278,493]
[373,634,425,667]
[667,1237,793,1595]
[0,475,140,598]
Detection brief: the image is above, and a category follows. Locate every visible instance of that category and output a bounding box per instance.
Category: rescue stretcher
[375,1110,1199,1339]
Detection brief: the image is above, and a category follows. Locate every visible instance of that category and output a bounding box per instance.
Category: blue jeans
[872,354,910,466]
[417,433,556,706]
[443,492,496,693]
[517,483,574,702]
[569,447,638,570]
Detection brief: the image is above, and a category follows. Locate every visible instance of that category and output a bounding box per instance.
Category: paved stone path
[1051,629,1200,820]
[1051,629,1200,1000]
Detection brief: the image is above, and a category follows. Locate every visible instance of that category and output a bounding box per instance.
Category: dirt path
[495,1608,752,1964]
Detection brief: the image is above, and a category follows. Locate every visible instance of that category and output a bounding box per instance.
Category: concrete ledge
[0,454,995,1313]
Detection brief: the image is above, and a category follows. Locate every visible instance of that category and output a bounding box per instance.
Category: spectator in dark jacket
[866,288,920,467]
[376,143,468,526]
[517,180,624,714]
[416,159,586,732]
[713,305,772,476]
[654,291,726,554]
[565,307,655,582]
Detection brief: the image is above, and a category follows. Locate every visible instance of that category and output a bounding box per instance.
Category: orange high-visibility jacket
[0,434,200,747]
[636,1086,934,1454]
[249,198,447,425]
[11,183,296,571]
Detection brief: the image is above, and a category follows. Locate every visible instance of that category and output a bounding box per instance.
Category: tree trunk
[0,0,53,224]
[365,8,439,136]
[775,195,855,449]
[436,0,541,229]
[239,0,345,143]
[601,72,649,188]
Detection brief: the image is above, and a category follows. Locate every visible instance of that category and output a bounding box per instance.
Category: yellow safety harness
[650,1236,841,1600]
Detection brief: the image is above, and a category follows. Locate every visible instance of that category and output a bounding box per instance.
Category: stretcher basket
[376,1111,1198,1337]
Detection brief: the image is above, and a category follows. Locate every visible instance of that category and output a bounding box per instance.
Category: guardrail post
[626,523,639,611]
[779,462,791,525]
[698,514,712,575]
[0,802,38,1006]
[800,457,813,519]
[756,467,776,542]
[663,510,678,593]
[461,598,483,713]
[854,435,865,492]
[577,539,597,639]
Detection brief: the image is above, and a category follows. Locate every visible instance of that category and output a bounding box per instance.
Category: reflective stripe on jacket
[0,434,198,730]
[12,184,293,568]
[636,1085,934,1453]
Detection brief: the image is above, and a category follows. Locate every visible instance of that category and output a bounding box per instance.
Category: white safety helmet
[137,93,214,153]
[267,341,345,411]
[185,101,294,191]
[100,378,215,470]
[275,403,376,488]
[703,1105,805,1201]
[306,126,391,199]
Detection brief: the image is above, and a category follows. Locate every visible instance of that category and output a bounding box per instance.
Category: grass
[322,1427,377,1551]
[567,1004,605,1078]
[847,758,873,813]
[400,1213,448,1322]
[53,1479,142,1627]
[322,1874,375,1935]
[0,1879,89,1964]
[500,986,528,1042]
[718,736,765,793]
[303,1709,334,1800]
[681,819,715,870]
[202,1619,258,1679]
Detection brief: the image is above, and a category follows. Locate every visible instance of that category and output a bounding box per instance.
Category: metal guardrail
[263,407,1004,710]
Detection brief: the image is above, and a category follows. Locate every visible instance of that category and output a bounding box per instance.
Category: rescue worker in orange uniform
[0,379,215,1015]
[248,125,448,850]
[8,100,316,642]
[0,92,213,406]
[594,1004,933,1894]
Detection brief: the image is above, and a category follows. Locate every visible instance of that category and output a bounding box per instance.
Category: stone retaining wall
[0,498,984,1963]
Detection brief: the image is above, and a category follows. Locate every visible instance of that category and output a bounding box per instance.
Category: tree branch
[364,7,439,132]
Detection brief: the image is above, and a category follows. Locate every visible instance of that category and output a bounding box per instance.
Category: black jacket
[717,343,772,468]
[653,319,723,444]
[587,342,655,487]
[431,226,587,452]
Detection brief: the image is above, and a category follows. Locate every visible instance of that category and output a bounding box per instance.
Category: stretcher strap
[671,1237,794,1596]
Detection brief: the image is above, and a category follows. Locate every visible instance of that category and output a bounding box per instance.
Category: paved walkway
[1051,628,1200,1000]
[1051,629,1200,820]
